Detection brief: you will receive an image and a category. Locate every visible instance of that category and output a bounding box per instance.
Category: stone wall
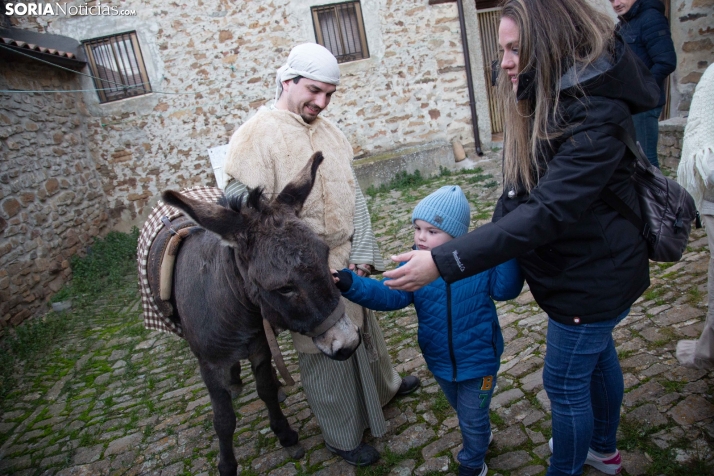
[658,117,687,172]
[6,0,703,331]
[1,0,488,327]
[6,0,483,232]
[669,0,714,115]
[0,55,111,330]
[4,0,657,237]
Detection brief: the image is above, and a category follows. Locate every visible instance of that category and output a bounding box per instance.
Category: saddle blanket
[137,186,224,336]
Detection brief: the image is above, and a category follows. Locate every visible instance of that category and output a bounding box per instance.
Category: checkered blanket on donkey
[137,186,225,336]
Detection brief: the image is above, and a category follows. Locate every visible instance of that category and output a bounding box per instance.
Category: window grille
[83,31,151,103]
[312,1,369,64]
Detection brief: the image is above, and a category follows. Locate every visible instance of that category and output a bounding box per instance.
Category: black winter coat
[618,0,676,107]
[432,37,660,325]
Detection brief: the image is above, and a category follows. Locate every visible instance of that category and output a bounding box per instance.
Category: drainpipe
[456,0,484,156]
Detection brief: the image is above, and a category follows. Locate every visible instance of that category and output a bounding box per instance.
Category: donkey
[160,152,361,476]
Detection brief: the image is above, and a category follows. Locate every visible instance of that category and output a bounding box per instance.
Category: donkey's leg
[200,362,238,476]
[228,361,243,399]
[250,348,304,458]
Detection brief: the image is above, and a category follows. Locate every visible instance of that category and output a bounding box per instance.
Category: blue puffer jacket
[341,259,523,382]
[618,0,676,107]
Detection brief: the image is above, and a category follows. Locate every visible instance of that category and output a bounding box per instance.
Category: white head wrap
[274,43,340,102]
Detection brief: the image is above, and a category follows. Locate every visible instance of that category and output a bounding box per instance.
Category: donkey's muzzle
[311,301,360,360]
[329,332,362,361]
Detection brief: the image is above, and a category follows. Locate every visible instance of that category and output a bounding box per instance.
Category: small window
[312,1,369,64]
[83,31,151,103]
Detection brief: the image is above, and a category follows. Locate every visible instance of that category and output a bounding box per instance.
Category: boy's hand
[332,269,354,292]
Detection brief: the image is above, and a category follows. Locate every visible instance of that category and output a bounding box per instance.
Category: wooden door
[477,7,503,134]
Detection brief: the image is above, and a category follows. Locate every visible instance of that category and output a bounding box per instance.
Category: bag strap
[600,187,647,232]
[596,122,654,172]
[594,122,655,243]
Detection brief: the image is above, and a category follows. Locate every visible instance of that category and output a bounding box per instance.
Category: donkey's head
[162,152,360,360]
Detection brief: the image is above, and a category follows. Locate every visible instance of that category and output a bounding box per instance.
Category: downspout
[456,0,483,156]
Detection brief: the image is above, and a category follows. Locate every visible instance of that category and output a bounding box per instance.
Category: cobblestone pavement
[1,152,713,476]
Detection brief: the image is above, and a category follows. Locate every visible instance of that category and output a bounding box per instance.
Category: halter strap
[303,299,346,338]
[263,319,295,386]
[262,299,346,387]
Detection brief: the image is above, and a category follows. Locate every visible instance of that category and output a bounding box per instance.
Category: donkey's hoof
[277,387,287,403]
[284,443,305,459]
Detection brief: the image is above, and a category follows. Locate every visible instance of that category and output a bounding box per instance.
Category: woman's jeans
[632,106,663,168]
[543,308,629,476]
[434,375,495,472]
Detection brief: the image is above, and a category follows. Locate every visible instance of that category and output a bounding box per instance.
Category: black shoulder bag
[596,122,701,262]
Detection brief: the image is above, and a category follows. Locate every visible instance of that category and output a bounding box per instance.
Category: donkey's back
[173,229,263,363]
[144,152,360,476]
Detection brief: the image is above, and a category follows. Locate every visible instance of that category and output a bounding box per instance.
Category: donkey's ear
[275,151,324,214]
[162,190,245,242]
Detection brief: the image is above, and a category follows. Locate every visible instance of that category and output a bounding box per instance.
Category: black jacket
[618,0,676,107]
[432,37,660,325]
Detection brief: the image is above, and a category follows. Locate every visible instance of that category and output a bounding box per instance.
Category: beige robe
[225,107,401,448]
[226,108,367,352]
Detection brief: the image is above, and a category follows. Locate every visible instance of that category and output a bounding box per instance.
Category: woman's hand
[382,250,439,291]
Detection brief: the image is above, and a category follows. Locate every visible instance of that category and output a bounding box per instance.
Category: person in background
[675,63,714,370]
[379,0,660,474]
[334,185,523,476]
[222,43,419,467]
[610,0,676,168]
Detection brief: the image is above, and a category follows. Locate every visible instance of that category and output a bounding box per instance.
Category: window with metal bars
[83,31,151,103]
[311,1,369,64]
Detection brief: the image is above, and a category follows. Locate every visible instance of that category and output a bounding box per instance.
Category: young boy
[333,185,523,476]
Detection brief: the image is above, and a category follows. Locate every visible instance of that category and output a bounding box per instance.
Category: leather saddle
[147,215,199,319]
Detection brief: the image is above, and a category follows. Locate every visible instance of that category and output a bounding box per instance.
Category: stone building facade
[655,0,713,166]
[1,0,713,329]
[669,0,714,116]
[0,54,110,330]
[10,0,493,232]
[1,0,491,328]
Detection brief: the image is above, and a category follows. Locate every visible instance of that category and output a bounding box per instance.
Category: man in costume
[223,43,420,466]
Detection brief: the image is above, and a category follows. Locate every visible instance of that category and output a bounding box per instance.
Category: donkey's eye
[276,286,296,296]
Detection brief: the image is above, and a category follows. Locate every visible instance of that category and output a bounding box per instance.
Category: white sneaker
[548,438,622,475]
[457,462,487,476]
[457,435,492,476]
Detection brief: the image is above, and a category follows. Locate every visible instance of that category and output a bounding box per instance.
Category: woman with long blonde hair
[382,0,659,474]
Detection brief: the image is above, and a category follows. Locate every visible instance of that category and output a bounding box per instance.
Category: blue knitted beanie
[411,185,470,238]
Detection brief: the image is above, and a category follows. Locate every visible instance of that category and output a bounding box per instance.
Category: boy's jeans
[543,308,629,476]
[434,375,495,472]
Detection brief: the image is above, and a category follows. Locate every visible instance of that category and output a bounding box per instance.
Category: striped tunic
[298,308,401,450]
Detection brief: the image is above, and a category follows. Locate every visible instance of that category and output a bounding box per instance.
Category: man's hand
[349,263,372,277]
[382,250,439,291]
